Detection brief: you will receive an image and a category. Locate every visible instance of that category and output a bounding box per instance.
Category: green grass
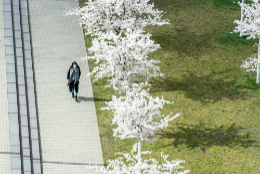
[212,0,251,9]
[80,0,260,173]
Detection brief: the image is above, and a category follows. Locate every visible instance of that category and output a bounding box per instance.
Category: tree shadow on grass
[212,0,251,10]
[159,123,259,152]
[150,25,216,59]
[150,70,260,104]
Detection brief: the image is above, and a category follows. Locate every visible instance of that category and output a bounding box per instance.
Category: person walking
[67,61,81,102]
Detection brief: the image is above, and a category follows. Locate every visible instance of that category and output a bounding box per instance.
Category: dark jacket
[67,65,81,93]
[67,65,81,81]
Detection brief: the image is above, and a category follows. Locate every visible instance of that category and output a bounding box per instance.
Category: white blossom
[240,53,260,71]
[86,143,189,174]
[233,0,260,40]
[102,83,180,142]
[85,29,164,91]
[66,0,170,35]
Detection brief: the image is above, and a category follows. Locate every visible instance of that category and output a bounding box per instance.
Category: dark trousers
[69,81,79,94]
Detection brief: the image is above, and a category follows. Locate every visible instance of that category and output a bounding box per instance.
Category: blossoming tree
[102,83,180,161]
[233,0,260,84]
[67,0,169,35]
[86,143,190,174]
[85,29,163,91]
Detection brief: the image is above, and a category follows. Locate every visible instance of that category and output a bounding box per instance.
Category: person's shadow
[77,96,111,103]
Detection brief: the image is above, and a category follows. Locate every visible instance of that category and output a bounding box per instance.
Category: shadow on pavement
[78,96,111,102]
[42,161,106,166]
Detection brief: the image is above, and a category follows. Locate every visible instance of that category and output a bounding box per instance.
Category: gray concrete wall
[0,0,12,173]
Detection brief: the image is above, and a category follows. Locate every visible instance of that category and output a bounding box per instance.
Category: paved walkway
[0,0,12,173]
[27,0,103,173]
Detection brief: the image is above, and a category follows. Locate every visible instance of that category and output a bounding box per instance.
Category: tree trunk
[138,139,141,162]
[107,6,110,20]
[107,5,110,32]
[257,39,260,84]
[138,139,142,174]
[240,0,245,37]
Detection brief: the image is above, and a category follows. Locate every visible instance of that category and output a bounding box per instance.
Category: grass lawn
[79,0,260,173]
